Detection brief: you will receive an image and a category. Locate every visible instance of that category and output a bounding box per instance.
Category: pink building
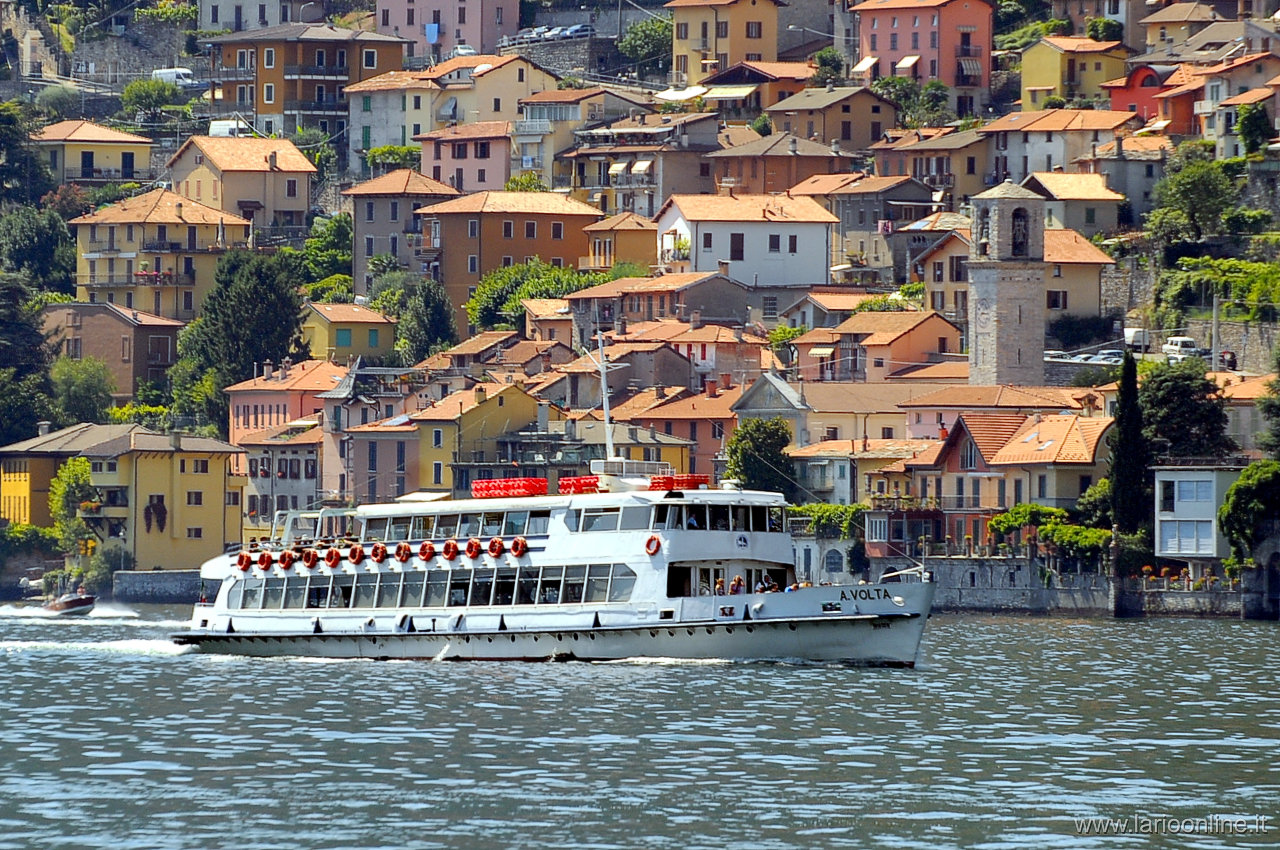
[415,121,513,193]
[224,359,350,473]
[848,0,992,117]
[376,0,517,65]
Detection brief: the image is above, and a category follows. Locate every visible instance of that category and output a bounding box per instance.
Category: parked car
[1095,349,1124,360]
[1161,336,1202,358]
[1123,328,1152,351]
[543,26,568,39]
[448,43,478,58]
[563,24,595,38]
[1043,350,1068,360]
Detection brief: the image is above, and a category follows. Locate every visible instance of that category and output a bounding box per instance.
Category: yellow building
[0,423,244,570]
[580,212,659,272]
[70,189,251,322]
[31,120,155,186]
[1021,37,1131,108]
[665,0,784,85]
[167,136,317,234]
[301,302,398,362]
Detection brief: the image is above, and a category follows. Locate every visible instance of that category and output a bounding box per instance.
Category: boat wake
[0,637,192,655]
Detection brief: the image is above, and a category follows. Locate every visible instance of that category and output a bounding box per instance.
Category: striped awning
[702,84,759,100]
[959,58,982,76]
[896,55,920,70]
[852,56,877,74]
[808,346,835,357]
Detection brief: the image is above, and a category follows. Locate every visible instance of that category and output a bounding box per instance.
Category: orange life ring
[257,551,274,569]
[370,542,388,563]
[278,550,295,570]
[324,547,342,568]
[510,536,528,557]
[395,542,412,562]
[645,535,661,556]
[302,549,319,569]
[236,552,252,571]
[488,536,505,557]
[442,539,459,560]
[349,544,365,565]
[420,541,436,561]
[465,537,483,559]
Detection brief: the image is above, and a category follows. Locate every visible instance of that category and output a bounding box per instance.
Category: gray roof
[973,180,1045,201]
[762,85,887,113]
[0,423,145,455]
[896,128,986,152]
[207,22,407,44]
[86,432,241,458]
[705,132,841,158]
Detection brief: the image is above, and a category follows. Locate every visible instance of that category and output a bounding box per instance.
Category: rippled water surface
[1,604,1278,849]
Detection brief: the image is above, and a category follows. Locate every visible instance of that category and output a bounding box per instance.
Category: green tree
[767,324,806,354]
[1085,17,1122,41]
[41,183,94,220]
[47,456,95,556]
[1151,159,1238,240]
[468,259,610,329]
[367,270,418,318]
[810,46,844,86]
[0,368,58,446]
[0,206,76,293]
[298,213,353,281]
[50,356,115,424]
[1139,357,1236,458]
[290,127,337,180]
[0,272,52,381]
[364,144,420,173]
[869,76,954,127]
[122,79,180,120]
[1219,460,1280,560]
[1258,346,1280,459]
[748,113,772,136]
[724,417,797,500]
[303,273,354,303]
[505,171,550,191]
[0,101,54,204]
[618,15,672,77]
[1107,351,1148,537]
[35,85,80,120]
[1236,102,1272,155]
[398,277,458,363]
[1075,477,1113,528]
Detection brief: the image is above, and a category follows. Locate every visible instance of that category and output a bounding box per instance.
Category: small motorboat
[44,588,95,616]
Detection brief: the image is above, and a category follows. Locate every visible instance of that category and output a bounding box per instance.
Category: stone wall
[873,556,1114,615]
[502,37,629,81]
[1100,257,1154,318]
[1115,587,1242,618]
[1184,318,1279,374]
[0,551,65,601]
[114,569,208,604]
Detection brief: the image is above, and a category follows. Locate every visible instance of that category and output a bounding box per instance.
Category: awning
[808,346,835,357]
[608,162,628,176]
[631,159,653,173]
[959,58,982,76]
[702,84,759,100]
[654,85,708,102]
[852,56,877,74]
[1135,119,1171,135]
[895,55,920,70]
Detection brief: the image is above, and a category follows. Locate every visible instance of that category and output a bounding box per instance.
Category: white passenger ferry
[174,462,935,665]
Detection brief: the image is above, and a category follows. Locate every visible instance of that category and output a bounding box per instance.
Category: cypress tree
[1109,351,1148,534]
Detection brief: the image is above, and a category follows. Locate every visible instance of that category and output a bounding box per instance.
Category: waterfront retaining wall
[873,556,1113,615]
[1115,589,1242,618]
[114,569,207,604]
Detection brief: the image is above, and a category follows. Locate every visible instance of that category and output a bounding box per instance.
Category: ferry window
[685,505,707,530]
[584,564,611,602]
[768,507,784,532]
[458,513,483,537]
[426,570,449,606]
[527,510,551,535]
[470,568,495,605]
[516,566,539,604]
[582,508,619,532]
[709,505,730,530]
[666,565,692,598]
[376,572,403,607]
[242,578,263,609]
[539,565,564,603]
[401,573,426,607]
[389,517,412,541]
[502,511,529,536]
[448,570,472,606]
[329,575,354,608]
[412,515,436,539]
[283,576,308,609]
[562,565,587,603]
[353,572,379,607]
[653,503,682,530]
[305,576,329,608]
[619,505,650,530]
[481,512,503,536]
[608,565,637,601]
[732,506,750,531]
[436,514,459,539]
[563,509,581,532]
[228,579,246,609]
[363,518,389,541]
[751,506,768,532]
[493,568,516,605]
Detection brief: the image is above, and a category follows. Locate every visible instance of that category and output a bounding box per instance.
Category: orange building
[706,132,857,194]
[414,191,603,333]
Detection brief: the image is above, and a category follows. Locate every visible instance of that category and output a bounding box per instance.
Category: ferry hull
[174,584,935,666]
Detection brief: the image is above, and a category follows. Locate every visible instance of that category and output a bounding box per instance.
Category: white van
[209,118,253,137]
[152,67,204,91]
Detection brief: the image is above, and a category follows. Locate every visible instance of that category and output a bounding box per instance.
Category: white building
[653,193,837,287]
[977,109,1145,184]
[1153,460,1249,564]
[200,0,317,35]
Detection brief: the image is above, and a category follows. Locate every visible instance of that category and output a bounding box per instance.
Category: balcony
[216,66,256,82]
[134,270,196,287]
[922,172,955,188]
[67,167,157,183]
[78,275,137,287]
[955,73,981,87]
[578,254,615,271]
[284,97,347,114]
[514,119,553,136]
[1193,100,1216,116]
[510,156,544,173]
[85,240,123,253]
[956,44,983,57]
[283,64,350,78]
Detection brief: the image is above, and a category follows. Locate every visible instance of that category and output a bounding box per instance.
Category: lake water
[1,604,1277,849]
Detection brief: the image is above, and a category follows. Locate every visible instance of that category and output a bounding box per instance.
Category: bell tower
[967,181,1047,386]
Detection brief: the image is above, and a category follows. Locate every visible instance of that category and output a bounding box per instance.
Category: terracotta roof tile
[657,192,837,223]
[342,70,439,93]
[1039,36,1128,53]
[415,190,604,217]
[1219,86,1273,106]
[444,330,519,357]
[638,383,744,418]
[239,416,325,446]
[414,120,512,141]
[787,172,868,195]
[168,136,317,172]
[408,382,514,421]
[828,175,919,195]
[830,310,950,346]
[788,438,938,459]
[304,303,396,325]
[70,188,250,226]
[898,384,1085,410]
[522,298,571,318]
[606,386,692,420]
[979,109,1141,134]
[886,361,970,381]
[582,211,658,232]
[342,168,460,197]
[1024,171,1125,201]
[33,120,152,144]
[224,359,350,393]
[989,414,1113,465]
[706,132,846,158]
[519,87,607,104]
[956,413,1034,461]
[417,54,521,79]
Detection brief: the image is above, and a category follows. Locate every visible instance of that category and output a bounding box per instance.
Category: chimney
[541,351,552,372]
[132,310,138,321]
[537,400,550,432]
[655,384,667,399]
[938,425,948,440]
[628,425,639,442]
[170,429,182,450]
[706,377,719,397]
[638,113,646,125]
[831,138,840,157]
[474,385,487,404]
[37,420,51,436]
[720,372,732,389]
[615,315,627,335]
[263,359,274,380]
[727,185,734,199]
[280,356,293,379]
[826,80,834,92]
[565,418,577,441]
[733,325,744,342]
[690,309,703,329]
[788,135,798,155]
[1115,135,1125,160]
[718,259,730,278]
[175,202,183,220]
[269,151,278,169]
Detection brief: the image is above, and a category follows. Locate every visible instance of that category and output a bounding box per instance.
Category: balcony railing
[85,240,122,252]
[867,494,1006,512]
[67,168,156,183]
[78,275,136,286]
[513,119,553,136]
[922,172,955,188]
[578,254,614,270]
[283,64,350,78]
[956,44,983,57]
[955,73,982,87]
[133,271,196,287]
[284,97,347,113]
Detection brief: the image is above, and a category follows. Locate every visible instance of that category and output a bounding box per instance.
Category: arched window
[1011,207,1029,257]
[977,207,991,256]
[824,549,845,573]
